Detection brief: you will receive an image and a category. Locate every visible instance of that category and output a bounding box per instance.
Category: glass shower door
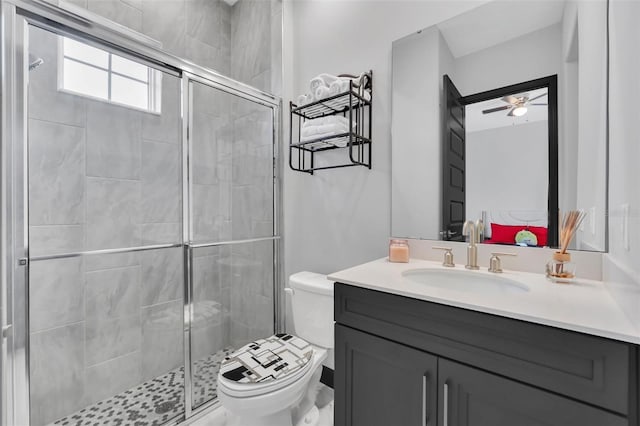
[188,78,277,410]
[27,24,185,426]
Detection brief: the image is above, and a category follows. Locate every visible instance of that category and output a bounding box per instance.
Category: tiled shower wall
[28,25,185,426]
[27,1,280,425]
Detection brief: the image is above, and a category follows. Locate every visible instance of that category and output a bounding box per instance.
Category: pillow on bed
[489,223,548,247]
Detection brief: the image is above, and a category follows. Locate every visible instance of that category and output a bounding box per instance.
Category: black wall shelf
[289,71,372,174]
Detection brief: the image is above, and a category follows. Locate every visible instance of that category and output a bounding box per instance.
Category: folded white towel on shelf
[302,115,353,129]
[301,123,348,138]
[302,131,350,147]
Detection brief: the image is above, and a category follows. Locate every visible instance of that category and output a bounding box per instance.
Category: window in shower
[59,36,161,113]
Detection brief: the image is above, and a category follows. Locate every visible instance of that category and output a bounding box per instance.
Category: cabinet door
[335,324,438,426]
[438,359,628,426]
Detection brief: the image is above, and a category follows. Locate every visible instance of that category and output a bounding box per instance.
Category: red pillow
[489,223,548,247]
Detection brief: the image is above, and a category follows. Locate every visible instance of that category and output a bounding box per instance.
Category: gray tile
[142,75,181,144]
[87,0,143,31]
[85,251,141,272]
[28,26,87,127]
[29,119,85,226]
[229,320,250,349]
[186,0,222,47]
[84,351,142,406]
[140,248,182,306]
[186,36,224,73]
[230,0,270,84]
[140,222,181,245]
[86,100,142,180]
[30,323,85,426]
[192,320,224,362]
[86,314,141,366]
[141,0,186,57]
[141,140,181,223]
[270,9,283,96]
[64,0,89,8]
[193,254,221,302]
[30,257,84,333]
[141,300,183,381]
[86,265,141,322]
[192,80,231,117]
[192,112,222,185]
[86,177,141,249]
[249,69,271,94]
[29,225,84,256]
[121,0,142,10]
[192,183,223,241]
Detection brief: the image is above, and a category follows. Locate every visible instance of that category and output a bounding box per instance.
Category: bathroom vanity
[329,259,640,426]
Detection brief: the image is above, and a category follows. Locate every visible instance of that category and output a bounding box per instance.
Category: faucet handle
[433,246,455,267]
[488,252,517,273]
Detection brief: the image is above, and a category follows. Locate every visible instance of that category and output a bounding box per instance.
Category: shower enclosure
[1,2,282,425]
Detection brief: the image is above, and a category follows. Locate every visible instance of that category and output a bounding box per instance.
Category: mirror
[391,0,608,251]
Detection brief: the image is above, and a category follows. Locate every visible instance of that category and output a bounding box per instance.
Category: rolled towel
[310,73,341,92]
[314,85,331,102]
[329,80,350,95]
[296,93,315,106]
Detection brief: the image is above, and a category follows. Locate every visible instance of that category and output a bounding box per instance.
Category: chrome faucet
[475,219,484,244]
[462,220,479,270]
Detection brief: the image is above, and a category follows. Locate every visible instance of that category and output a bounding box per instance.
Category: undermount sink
[402,268,530,294]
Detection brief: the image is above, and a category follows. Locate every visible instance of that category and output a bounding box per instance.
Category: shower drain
[155,401,177,415]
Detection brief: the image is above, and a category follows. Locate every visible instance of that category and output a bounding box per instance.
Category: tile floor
[52,348,233,426]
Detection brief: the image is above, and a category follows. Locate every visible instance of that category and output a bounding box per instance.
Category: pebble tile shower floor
[52,348,233,426]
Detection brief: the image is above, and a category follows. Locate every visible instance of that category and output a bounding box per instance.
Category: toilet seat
[218,334,315,397]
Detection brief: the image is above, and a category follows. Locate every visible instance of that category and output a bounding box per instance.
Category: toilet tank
[289,272,334,349]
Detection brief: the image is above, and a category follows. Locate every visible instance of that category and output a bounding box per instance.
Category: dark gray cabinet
[335,324,437,426]
[334,283,639,426]
[439,359,626,426]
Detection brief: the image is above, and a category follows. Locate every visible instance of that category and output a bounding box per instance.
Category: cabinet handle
[443,383,449,426]
[422,373,429,426]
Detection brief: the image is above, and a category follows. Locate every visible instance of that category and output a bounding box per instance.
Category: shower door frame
[0,1,284,425]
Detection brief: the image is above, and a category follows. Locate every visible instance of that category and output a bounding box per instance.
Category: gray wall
[27,1,281,424]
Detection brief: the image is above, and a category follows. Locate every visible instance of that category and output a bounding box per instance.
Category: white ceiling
[437,0,566,58]
[466,87,548,133]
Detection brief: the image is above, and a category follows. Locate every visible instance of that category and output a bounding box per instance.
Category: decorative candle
[389,239,410,263]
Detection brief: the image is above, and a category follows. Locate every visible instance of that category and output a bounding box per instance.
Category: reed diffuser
[546,210,587,283]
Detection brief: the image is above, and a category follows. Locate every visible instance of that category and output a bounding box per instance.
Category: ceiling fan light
[512,106,528,116]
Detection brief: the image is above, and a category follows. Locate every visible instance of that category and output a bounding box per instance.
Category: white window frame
[57,36,162,114]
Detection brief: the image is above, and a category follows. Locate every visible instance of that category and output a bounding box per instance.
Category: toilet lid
[220,333,313,385]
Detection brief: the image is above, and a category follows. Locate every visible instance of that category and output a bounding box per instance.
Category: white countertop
[328,258,640,344]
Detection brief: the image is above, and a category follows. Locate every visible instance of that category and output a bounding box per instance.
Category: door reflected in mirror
[391,0,607,252]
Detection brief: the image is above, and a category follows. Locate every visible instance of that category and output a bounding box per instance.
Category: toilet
[217,272,334,426]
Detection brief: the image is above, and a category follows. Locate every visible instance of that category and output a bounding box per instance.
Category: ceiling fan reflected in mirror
[482,92,548,117]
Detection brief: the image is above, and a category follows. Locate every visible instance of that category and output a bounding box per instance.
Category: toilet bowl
[217,272,334,426]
